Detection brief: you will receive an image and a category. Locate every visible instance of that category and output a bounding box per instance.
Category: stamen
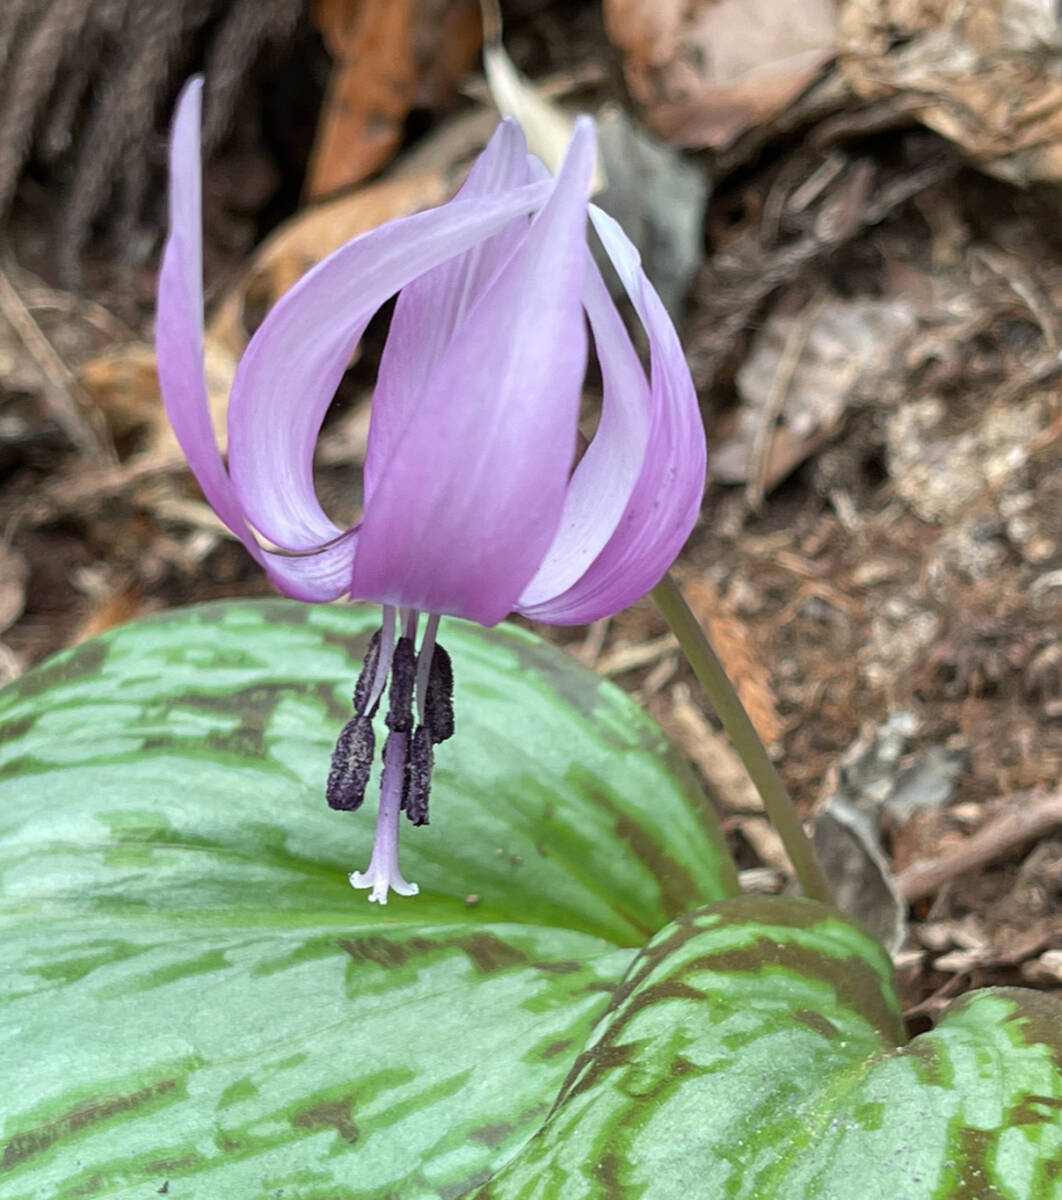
[412,613,454,743]
[413,613,441,725]
[352,630,381,715]
[424,644,454,744]
[326,715,374,811]
[361,606,397,716]
[403,725,434,825]
[386,636,416,732]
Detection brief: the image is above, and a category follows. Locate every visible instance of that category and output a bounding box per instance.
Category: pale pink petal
[225,179,553,554]
[517,248,650,607]
[349,119,597,625]
[156,79,355,601]
[365,120,532,499]
[157,80,255,557]
[517,204,706,624]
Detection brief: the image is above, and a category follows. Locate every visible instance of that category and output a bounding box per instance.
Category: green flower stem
[652,571,834,905]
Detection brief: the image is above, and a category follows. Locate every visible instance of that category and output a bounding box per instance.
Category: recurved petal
[517,249,650,608]
[349,119,597,626]
[225,176,553,555]
[517,204,706,625]
[157,80,257,557]
[366,120,532,500]
[259,535,363,602]
[157,79,355,602]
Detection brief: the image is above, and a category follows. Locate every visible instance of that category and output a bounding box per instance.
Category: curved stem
[652,571,833,905]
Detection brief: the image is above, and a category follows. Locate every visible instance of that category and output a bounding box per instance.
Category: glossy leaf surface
[3,602,1061,1200]
[484,897,1062,1200]
[0,600,736,1199]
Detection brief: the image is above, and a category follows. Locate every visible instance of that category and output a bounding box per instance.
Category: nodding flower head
[157,78,706,903]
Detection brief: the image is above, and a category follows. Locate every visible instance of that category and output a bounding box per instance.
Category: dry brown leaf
[680,575,784,748]
[0,641,22,687]
[596,633,677,676]
[76,344,162,440]
[604,0,838,148]
[811,796,906,952]
[710,293,917,490]
[77,337,239,460]
[307,0,483,201]
[413,0,484,110]
[0,266,115,464]
[307,0,418,201]
[840,0,1062,183]
[886,393,1048,527]
[1023,949,1062,986]
[738,815,792,873]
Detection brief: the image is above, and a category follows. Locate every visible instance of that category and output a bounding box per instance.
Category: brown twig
[0,261,116,464]
[4,455,181,536]
[896,789,1062,903]
[19,281,138,343]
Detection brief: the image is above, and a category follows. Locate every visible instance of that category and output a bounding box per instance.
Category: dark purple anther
[386,637,416,733]
[424,643,454,744]
[403,726,434,826]
[352,629,382,716]
[326,715,375,811]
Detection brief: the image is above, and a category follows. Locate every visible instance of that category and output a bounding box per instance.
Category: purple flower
[157,78,705,903]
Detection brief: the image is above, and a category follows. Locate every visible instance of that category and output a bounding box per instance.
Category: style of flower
[157,78,706,903]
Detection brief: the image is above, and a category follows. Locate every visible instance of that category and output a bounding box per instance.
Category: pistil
[349,729,419,902]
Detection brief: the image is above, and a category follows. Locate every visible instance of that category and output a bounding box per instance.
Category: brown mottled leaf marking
[290,1095,359,1144]
[7,640,107,702]
[2,1078,177,1169]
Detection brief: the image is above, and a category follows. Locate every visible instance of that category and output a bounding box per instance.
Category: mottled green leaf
[483,896,1062,1200]
[7,601,1058,1199]
[0,600,737,1199]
